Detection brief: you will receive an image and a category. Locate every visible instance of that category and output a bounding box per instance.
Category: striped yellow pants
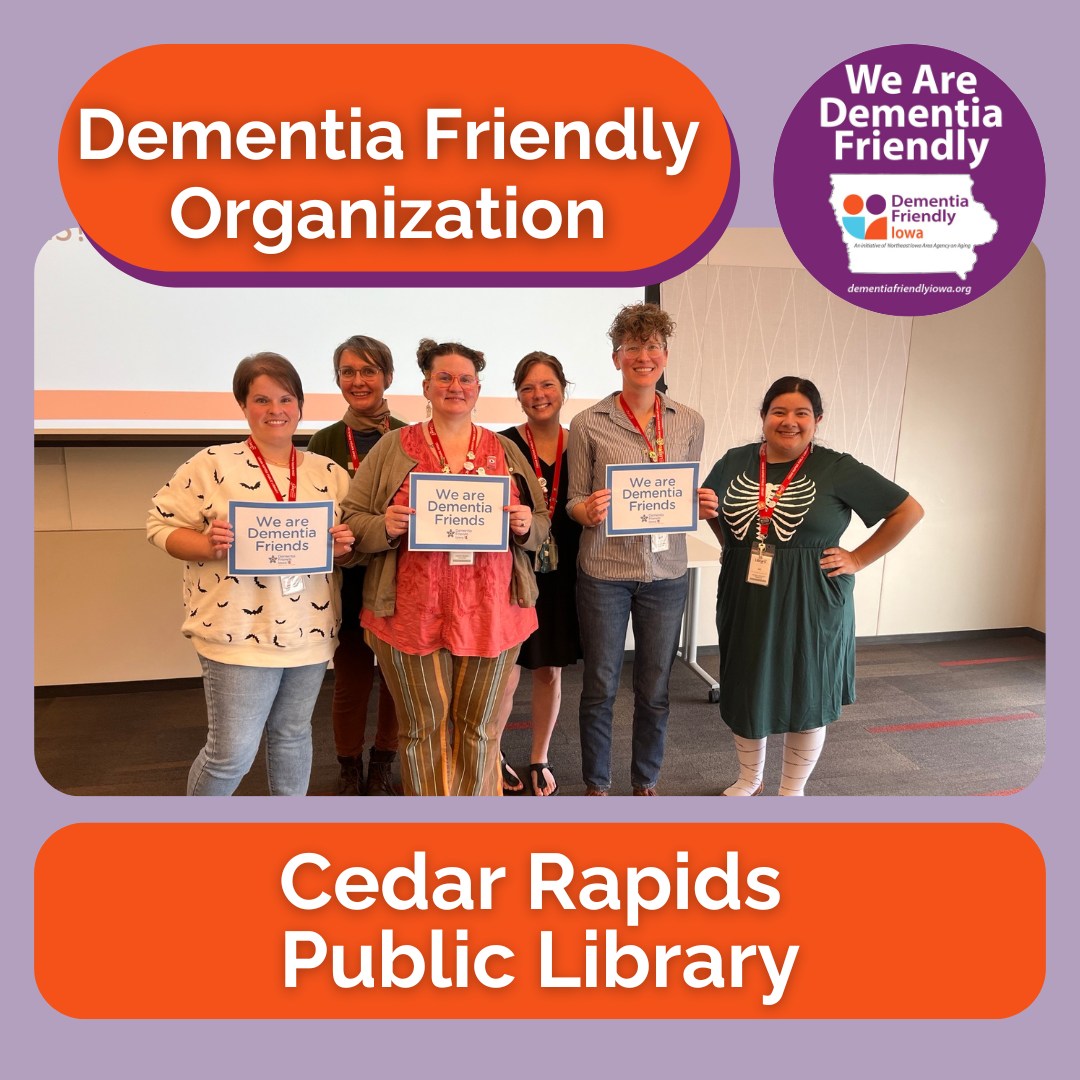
[365,631,519,796]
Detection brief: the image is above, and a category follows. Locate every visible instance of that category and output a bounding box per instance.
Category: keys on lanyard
[524,424,563,573]
[617,393,665,462]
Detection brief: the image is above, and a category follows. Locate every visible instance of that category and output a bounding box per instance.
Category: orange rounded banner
[35,822,1043,1019]
[58,45,736,285]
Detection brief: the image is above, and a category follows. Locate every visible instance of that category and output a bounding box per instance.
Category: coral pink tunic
[362,424,538,657]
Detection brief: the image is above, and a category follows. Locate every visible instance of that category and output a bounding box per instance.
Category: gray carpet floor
[34,634,1044,797]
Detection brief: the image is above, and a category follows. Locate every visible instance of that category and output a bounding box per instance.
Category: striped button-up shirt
[567,391,705,581]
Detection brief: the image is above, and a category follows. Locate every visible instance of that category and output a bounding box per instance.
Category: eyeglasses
[617,343,666,359]
[338,365,383,381]
[430,372,479,387]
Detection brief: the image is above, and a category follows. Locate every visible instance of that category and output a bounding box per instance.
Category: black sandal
[529,762,559,797]
[501,753,524,794]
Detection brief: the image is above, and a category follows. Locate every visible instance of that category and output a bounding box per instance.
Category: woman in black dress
[495,352,582,795]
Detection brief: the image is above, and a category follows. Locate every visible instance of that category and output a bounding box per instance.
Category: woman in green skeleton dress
[703,377,923,796]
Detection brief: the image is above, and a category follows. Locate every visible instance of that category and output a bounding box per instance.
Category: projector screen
[34,230,648,440]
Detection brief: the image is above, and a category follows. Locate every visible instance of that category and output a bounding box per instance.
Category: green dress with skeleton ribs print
[703,444,908,738]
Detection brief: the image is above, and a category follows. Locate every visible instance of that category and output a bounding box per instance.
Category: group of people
[147,302,923,798]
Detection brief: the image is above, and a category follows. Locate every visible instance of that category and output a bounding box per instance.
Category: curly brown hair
[607,302,676,351]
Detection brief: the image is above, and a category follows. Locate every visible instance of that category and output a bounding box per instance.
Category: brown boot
[366,748,401,796]
[336,755,364,796]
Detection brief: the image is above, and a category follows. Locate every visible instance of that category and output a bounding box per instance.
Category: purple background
[9,5,1072,1077]
[774,44,1045,315]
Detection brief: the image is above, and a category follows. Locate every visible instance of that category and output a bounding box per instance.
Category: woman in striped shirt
[566,303,718,796]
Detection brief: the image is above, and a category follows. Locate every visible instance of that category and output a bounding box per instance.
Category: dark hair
[232,352,305,415]
[760,377,824,418]
[512,351,568,392]
[333,335,394,385]
[608,302,675,350]
[416,338,486,376]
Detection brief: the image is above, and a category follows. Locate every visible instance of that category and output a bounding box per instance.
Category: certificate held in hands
[409,473,511,552]
[605,462,700,536]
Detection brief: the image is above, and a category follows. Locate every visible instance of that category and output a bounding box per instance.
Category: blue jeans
[576,571,688,791]
[189,658,328,796]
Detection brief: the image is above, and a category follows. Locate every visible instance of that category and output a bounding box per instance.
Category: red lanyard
[523,424,563,517]
[618,394,665,461]
[247,438,297,502]
[428,421,480,473]
[756,442,811,540]
[344,427,361,472]
[344,419,389,472]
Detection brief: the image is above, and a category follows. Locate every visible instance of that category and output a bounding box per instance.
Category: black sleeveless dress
[500,426,583,669]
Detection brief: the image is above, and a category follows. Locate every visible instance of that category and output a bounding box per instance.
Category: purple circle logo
[774,45,1044,316]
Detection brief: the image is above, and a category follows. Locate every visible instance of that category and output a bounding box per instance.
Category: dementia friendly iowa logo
[840,193,887,239]
[829,174,997,278]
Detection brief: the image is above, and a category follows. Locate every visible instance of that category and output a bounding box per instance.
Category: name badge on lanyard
[746,543,775,586]
[280,574,305,596]
[750,442,810,588]
[616,395,668,555]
